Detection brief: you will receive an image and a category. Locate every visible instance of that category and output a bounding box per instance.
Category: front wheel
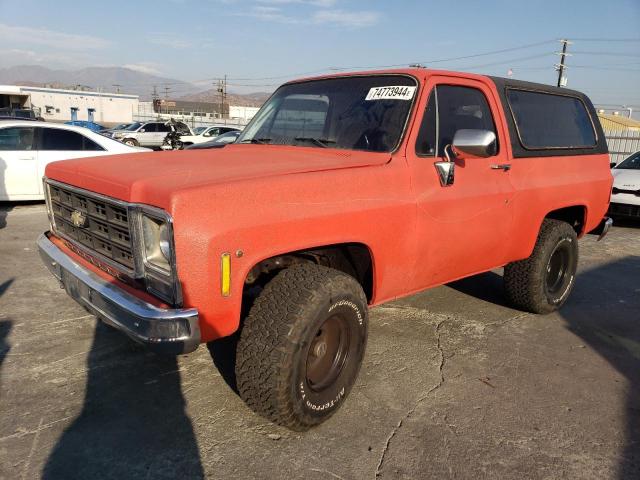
[122,138,139,147]
[235,263,368,430]
[504,219,578,314]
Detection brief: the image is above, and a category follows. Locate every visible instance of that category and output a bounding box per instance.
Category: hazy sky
[0,0,638,111]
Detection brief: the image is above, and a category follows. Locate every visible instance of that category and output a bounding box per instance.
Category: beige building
[0,85,139,126]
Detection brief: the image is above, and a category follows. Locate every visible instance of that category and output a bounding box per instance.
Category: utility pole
[152,85,159,113]
[555,39,572,88]
[164,86,170,100]
[216,76,227,119]
[112,84,122,94]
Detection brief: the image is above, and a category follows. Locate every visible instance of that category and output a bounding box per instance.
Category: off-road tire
[235,263,368,430]
[504,219,578,314]
[123,138,139,147]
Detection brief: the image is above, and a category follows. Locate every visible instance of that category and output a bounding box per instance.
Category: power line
[571,51,640,57]
[209,39,558,82]
[569,38,640,42]
[460,53,554,70]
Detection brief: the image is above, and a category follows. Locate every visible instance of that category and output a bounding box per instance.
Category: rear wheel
[504,219,578,314]
[235,263,368,430]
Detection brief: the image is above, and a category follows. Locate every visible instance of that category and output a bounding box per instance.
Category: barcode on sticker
[365,86,416,101]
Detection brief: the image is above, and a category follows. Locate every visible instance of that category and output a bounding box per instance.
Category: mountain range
[0,65,270,107]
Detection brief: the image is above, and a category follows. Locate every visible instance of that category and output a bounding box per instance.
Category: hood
[612,168,640,190]
[45,144,391,207]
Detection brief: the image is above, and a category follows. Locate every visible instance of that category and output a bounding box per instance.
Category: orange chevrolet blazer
[38,69,613,429]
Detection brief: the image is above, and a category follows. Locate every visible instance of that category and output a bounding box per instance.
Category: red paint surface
[45,69,613,343]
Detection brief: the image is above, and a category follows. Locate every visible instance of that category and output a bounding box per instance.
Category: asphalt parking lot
[0,203,638,480]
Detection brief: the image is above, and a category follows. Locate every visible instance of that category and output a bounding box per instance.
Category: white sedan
[0,121,149,201]
[610,151,640,219]
[179,125,241,147]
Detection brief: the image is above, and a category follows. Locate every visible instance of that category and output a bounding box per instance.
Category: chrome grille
[48,182,135,270]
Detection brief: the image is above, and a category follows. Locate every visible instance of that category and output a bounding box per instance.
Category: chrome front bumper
[37,233,200,354]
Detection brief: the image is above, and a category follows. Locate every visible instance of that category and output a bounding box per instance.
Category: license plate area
[61,269,89,304]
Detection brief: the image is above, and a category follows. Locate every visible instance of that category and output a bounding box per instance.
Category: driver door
[406,76,515,288]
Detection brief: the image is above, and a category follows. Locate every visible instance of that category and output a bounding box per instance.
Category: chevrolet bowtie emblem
[70,210,88,228]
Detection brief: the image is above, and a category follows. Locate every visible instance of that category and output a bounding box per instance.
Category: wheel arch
[242,242,376,303]
[544,204,588,236]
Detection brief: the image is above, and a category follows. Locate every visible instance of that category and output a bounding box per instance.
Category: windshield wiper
[239,137,272,144]
[294,137,335,148]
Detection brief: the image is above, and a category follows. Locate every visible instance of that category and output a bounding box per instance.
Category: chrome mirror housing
[452,129,497,158]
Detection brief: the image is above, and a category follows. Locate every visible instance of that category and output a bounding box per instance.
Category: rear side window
[41,128,104,151]
[506,90,596,149]
[0,127,36,151]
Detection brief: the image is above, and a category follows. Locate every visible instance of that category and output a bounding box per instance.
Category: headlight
[141,214,172,272]
[137,210,180,305]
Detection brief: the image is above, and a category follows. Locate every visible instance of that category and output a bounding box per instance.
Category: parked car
[64,120,107,132]
[609,150,640,218]
[179,125,241,147]
[0,120,149,201]
[38,68,612,430]
[107,120,192,148]
[185,130,241,149]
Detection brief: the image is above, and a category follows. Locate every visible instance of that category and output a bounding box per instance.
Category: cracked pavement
[1,204,639,479]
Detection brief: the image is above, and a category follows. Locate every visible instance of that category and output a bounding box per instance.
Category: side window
[41,129,85,151]
[436,85,497,157]
[415,91,437,156]
[0,127,35,151]
[506,89,596,149]
[142,123,156,132]
[83,136,105,151]
[40,128,105,151]
[155,123,171,133]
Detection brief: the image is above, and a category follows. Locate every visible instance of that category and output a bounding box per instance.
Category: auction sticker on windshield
[365,85,416,101]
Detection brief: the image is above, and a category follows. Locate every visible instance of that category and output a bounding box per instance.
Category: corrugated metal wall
[604,129,640,165]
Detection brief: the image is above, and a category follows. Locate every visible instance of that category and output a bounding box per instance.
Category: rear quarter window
[506,89,596,149]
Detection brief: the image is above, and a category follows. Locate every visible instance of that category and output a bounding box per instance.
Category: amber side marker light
[221,253,231,297]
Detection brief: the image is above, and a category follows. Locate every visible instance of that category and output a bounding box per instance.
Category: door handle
[490,164,511,171]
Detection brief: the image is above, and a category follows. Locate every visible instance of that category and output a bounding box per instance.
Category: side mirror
[610,162,616,169]
[139,128,145,133]
[452,129,497,158]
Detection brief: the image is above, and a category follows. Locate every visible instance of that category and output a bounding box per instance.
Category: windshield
[124,122,142,131]
[616,152,640,169]
[237,75,418,153]
[194,126,207,134]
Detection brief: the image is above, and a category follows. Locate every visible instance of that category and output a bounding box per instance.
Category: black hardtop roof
[488,76,589,100]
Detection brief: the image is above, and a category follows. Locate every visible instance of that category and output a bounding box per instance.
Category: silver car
[109,121,192,148]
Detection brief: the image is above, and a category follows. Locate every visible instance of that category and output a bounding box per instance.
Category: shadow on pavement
[0,319,12,380]
[447,257,640,479]
[447,270,508,307]
[560,257,640,479]
[42,321,204,479]
[0,278,14,297]
[207,333,240,395]
[0,204,10,229]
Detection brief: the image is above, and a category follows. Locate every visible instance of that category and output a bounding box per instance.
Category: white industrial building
[0,85,139,125]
